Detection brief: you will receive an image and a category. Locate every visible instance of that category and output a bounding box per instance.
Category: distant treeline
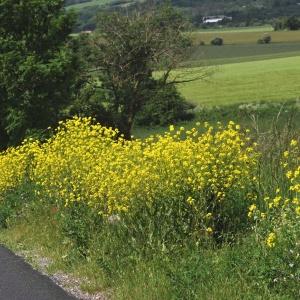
[274,15,300,30]
[175,0,300,27]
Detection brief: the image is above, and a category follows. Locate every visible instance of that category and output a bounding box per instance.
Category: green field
[66,0,141,10]
[191,27,300,44]
[183,28,300,106]
[195,25,274,33]
[191,29,300,45]
[66,0,113,10]
[186,42,300,66]
[178,55,300,106]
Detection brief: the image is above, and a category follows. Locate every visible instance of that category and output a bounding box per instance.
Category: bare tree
[89,4,202,138]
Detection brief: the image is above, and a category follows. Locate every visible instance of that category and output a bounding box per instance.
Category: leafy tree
[0,0,84,147]
[285,16,300,30]
[273,17,287,30]
[89,5,198,139]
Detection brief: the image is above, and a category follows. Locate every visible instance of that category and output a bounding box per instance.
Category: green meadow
[66,0,142,10]
[186,42,300,66]
[171,26,300,107]
[194,25,274,33]
[66,0,113,10]
[179,55,300,106]
[145,28,300,138]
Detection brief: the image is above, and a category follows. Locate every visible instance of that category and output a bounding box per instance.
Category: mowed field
[66,0,113,10]
[186,42,300,66]
[175,26,300,106]
[191,27,300,45]
[178,55,300,106]
[66,0,141,10]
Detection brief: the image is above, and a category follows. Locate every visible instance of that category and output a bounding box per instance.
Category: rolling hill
[67,0,300,32]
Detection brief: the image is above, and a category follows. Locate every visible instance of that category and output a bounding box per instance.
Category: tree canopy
[0,0,83,147]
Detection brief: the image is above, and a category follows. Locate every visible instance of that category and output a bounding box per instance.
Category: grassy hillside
[67,0,300,31]
[66,0,114,9]
[66,0,138,10]
[179,55,300,105]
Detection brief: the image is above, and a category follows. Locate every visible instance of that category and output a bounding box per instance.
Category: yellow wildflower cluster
[266,232,276,248]
[0,118,257,223]
[252,139,300,249]
[0,140,40,199]
[282,139,300,216]
[247,204,257,218]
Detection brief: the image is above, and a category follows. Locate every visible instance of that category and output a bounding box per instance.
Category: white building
[203,16,232,24]
[203,18,224,24]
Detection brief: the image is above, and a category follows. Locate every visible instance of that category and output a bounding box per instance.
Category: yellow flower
[248,204,257,218]
[266,232,276,248]
[273,196,281,207]
[206,227,213,234]
[186,196,195,206]
[260,213,266,219]
[290,139,298,146]
[205,212,212,219]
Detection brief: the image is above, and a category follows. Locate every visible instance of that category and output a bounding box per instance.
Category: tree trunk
[117,114,134,140]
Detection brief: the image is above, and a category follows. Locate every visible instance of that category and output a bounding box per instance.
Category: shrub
[257,34,271,44]
[257,38,264,44]
[136,85,195,126]
[211,37,223,46]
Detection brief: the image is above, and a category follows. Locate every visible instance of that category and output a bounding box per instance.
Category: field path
[0,246,77,300]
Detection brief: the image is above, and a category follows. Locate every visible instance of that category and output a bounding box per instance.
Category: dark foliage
[136,85,195,126]
[211,37,224,46]
[0,0,85,147]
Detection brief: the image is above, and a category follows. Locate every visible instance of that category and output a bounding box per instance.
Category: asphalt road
[0,246,77,300]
